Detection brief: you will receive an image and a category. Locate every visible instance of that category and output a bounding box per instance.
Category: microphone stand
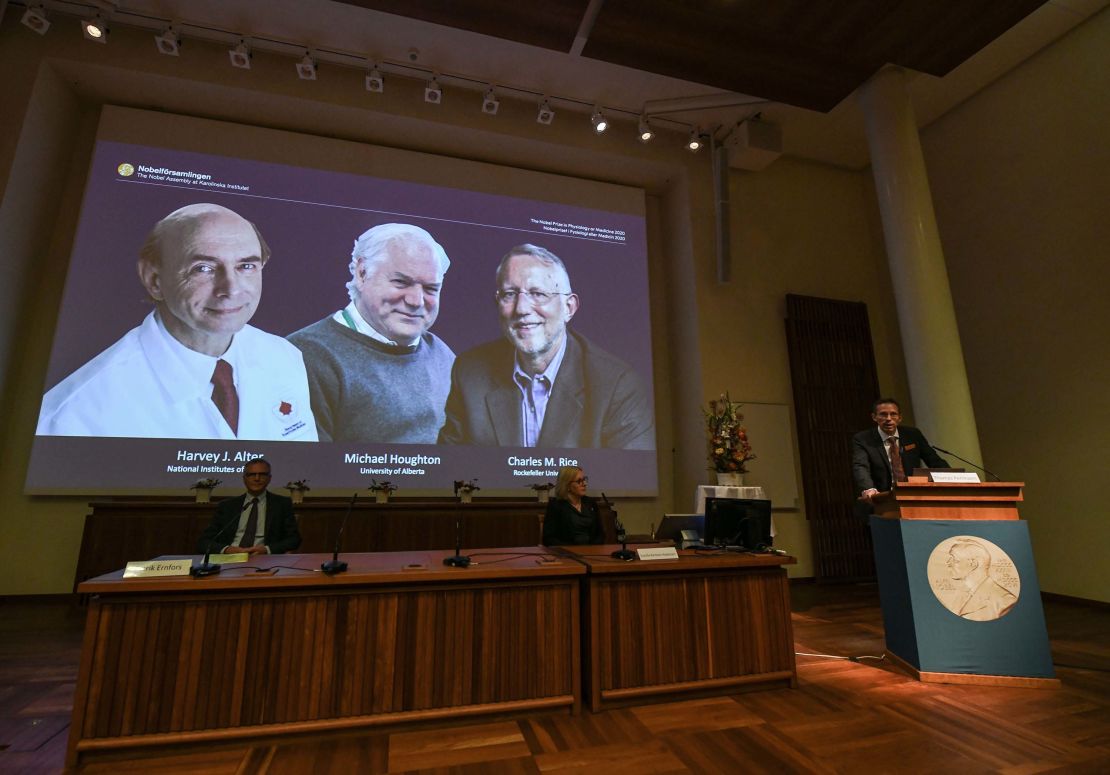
[443,500,471,567]
[322,492,358,575]
[191,542,224,578]
[603,492,635,561]
[191,497,244,578]
[931,446,1003,482]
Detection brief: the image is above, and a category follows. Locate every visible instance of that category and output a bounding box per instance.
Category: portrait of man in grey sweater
[288,223,454,442]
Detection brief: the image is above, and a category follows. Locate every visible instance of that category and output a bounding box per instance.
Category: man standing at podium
[196,458,301,555]
[852,398,948,518]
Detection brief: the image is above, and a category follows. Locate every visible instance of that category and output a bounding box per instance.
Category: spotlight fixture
[82,15,108,43]
[590,108,608,134]
[536,99,555,125]
[637,116,654,143]
[481,88,500,115]
[424,76,442,104]
[296,52,317,81]
[365,67,384,93]
[21,4,51,35]
[686,128,704,152]
[229,40,251,69]
[155,27,181,56]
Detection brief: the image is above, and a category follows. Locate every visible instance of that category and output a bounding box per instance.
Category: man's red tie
[887,436,906,482]
[240,497,259,548]
[210,359,239,436]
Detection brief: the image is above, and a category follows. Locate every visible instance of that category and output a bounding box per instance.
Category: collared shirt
[36,311,317,441]
[878,427,901,469]
[512,335,568,447]
[230,491,269,551]
[334,303,420,348]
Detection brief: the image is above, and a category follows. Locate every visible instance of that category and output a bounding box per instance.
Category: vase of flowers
[368,479,397,504]
[285,479,310,504]
[454,479,480,503]
[530,482,555,503]
[190,478,221,503]
[705,393,755,485]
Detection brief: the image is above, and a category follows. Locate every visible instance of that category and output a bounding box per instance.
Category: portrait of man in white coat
[36,203,317,441]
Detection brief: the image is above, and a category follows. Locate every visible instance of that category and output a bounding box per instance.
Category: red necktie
[240,497,260,548]
[210,359,239,435]
[887,437,906,482]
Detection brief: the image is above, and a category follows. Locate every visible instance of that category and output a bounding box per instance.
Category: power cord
[796,650,888,664]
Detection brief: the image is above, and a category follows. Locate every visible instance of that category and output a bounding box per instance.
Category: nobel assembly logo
[117,163,135,177]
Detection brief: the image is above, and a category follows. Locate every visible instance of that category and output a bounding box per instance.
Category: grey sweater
[287,317,455,443]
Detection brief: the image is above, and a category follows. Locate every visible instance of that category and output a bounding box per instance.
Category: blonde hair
[554,466,583,500]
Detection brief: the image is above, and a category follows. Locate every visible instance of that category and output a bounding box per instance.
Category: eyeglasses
[245,472,271,478]
[495,288,572,306]
[572,477,588,485]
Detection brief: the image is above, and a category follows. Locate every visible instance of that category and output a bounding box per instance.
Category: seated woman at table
[543,466,603,546]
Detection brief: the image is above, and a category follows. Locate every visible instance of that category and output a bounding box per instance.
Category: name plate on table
[123,558,192,578]
[637,546,680,561]
[930,472,981,483]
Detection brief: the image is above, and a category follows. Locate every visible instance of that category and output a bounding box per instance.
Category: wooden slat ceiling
[335,0,1049,112]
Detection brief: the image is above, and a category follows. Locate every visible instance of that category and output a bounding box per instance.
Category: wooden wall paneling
[74,499,556,590]
[785,294,880,581]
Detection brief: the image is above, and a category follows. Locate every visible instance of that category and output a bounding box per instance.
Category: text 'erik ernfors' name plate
[123,559,193,577]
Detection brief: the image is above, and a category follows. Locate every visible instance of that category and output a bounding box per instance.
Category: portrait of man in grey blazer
[439,244,654,450]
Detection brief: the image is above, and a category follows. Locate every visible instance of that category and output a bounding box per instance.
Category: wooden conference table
[68,545,797,765]
[558,544,797,711]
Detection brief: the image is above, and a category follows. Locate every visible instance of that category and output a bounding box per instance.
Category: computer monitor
[655,514,704,544]
[703,497,772,551]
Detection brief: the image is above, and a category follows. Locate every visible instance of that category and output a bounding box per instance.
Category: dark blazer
[851,425,948,517]
[438,331,655,449]
[196,491,301,554]
[543,496,603,546]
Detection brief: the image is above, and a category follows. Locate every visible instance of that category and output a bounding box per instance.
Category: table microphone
[443,510,471,567]
[322,492,358,575]
[191,502,242,578]
[603,492,635,561]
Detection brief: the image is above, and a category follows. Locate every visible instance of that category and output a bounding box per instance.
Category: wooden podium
[871,480,1024,521]
[869,480,1057,687]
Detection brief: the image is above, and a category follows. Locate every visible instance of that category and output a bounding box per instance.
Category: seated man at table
[196,458,301,555]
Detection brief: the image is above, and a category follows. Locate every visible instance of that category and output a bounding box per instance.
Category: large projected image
[27,140,657,493]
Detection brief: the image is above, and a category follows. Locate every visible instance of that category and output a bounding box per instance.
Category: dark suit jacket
[543,496,603,546]
[438,331,655,449]
[196,491,301,554]
[851,425,948,517]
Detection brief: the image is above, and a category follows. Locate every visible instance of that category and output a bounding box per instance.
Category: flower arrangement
[453,479,480,496]
[705,393,756,473]
[284,479,311,492]
[190,478,221,490]
[367,479,397,493]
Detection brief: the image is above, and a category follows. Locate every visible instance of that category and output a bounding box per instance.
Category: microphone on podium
[322,492,358,575]
[931,446,1003,482]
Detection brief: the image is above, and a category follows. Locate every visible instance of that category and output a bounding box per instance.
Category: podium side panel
[901,520,1054,678]
[869,517,919,666]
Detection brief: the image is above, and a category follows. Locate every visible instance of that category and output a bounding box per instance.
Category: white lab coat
[37,312,318,441]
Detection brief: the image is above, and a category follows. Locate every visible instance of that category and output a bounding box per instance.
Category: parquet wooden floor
[2,584,1107,774]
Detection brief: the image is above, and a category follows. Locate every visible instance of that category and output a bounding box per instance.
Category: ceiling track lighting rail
[15,0,747,151]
